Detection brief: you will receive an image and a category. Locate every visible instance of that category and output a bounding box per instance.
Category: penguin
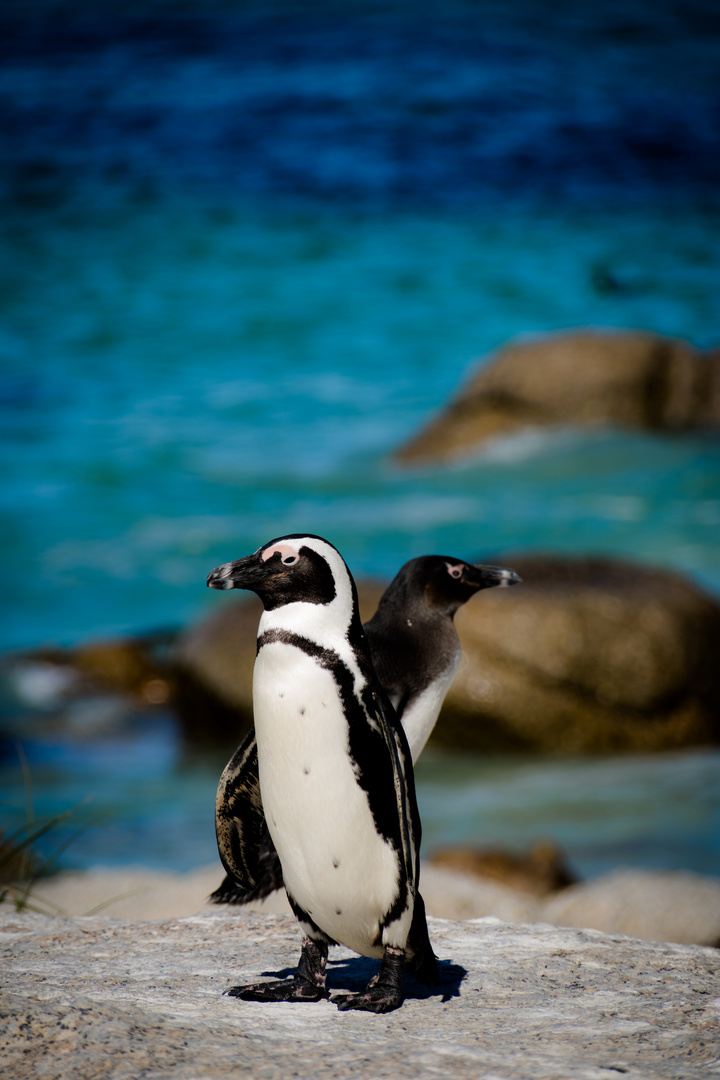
[365,556,521,762]
[211,555,521,907]
[207,533,438,1013]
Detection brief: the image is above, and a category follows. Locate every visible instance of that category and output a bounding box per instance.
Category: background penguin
[211,555,521,907]
[207,533,438,1013]
[365,556,521,761]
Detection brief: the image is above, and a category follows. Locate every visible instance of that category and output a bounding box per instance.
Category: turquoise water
[1,0,719,877]
[3,200,720,652]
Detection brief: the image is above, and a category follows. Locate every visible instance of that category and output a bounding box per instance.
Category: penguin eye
[446,564,463,580]
[282,554,299,565]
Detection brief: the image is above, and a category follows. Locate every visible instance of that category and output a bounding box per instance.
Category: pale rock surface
[1,909,719,1080]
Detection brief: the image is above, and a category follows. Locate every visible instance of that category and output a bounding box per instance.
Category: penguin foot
[332,986,403,1013]
[226,935,329,1003]
[226,977,329,1002]
[332,944,405,1014]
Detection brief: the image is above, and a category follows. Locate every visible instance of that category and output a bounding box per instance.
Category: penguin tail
[406,891,439,985]
[210,844,286,905]
[209,873,253,905]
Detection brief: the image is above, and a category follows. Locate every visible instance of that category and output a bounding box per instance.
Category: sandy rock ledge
[2,910,719,1080]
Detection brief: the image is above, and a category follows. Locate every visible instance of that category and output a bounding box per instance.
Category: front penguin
[207,533,437,1012]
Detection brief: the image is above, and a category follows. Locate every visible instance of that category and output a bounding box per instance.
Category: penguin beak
[465,564,522,590]
[207,552,269,591]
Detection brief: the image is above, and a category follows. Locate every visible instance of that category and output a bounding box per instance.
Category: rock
[2,909,718,1080]
[172,583,386,742]
[5,636,174,715]
[395,330,720,462]
[71,639,166,699]
[541,869,720,948]
[440,554,720,753]
[422,865,543,924]
[430,840,577,895]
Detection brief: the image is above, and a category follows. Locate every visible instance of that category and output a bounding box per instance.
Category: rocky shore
[2,906,719,1080]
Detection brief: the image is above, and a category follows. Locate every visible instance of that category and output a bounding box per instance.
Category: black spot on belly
[299,706,306,715]
[336,909,342,916]
[303,766,310,775]
[332,858,340,868]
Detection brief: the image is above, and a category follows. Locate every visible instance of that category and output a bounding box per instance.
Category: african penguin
[207,534,438,1013]
[211,555,521,908]
[365,556,521,761]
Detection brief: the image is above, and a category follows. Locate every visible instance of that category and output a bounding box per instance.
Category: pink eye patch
[262,542,300,565]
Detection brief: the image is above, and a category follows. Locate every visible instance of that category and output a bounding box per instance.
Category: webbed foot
[227,977,328,1002]
[226,935,329,1004]
[332,943,405,1014]
[332,986,403,1013]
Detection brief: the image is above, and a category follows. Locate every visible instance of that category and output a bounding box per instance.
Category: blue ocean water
[1,0,719,878]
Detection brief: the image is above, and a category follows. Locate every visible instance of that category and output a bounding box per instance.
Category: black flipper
[209,823,284,903]
[377,691,414,889]
[212,728,266,896]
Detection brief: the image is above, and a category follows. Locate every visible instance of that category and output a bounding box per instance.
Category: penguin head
[207,534,355,614]
[389,555,521,619]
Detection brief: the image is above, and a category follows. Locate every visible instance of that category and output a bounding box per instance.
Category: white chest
[400,648,461,762]
[253,640,402,956]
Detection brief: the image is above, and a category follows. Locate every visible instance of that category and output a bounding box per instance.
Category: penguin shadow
[261,957,467,1004]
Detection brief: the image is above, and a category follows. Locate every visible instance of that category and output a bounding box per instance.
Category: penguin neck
[402,646,461,762]
[258,591,367,681]
[260,596,343,638]
[375,585,461,635]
